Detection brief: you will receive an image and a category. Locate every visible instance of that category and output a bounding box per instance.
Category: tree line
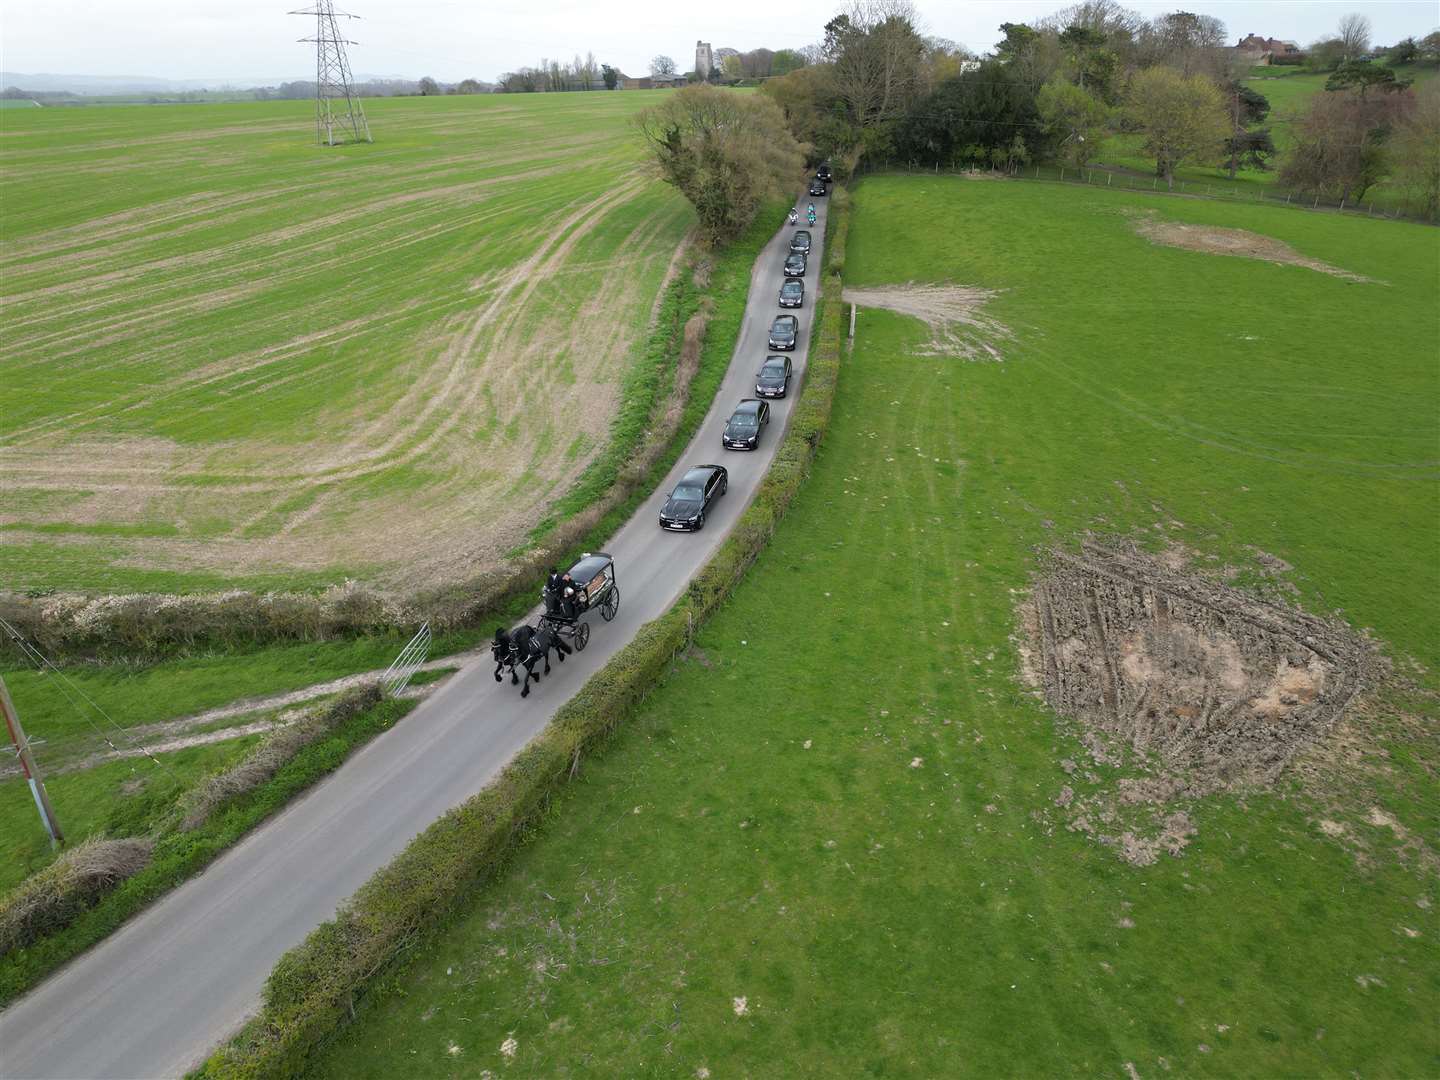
[751,0,1439,218]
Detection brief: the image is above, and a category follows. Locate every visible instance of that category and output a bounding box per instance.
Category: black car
[755,354,792,398]
[783,252,808,279]
[723,399,770,450]
[809,177,827,196]
[790,229,812,254]
[817,162,833,182]
[779,278,804,308]
[769,314,799,350]
[659,465,728,531]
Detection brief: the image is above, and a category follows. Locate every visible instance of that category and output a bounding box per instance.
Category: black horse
[492,623,572,697]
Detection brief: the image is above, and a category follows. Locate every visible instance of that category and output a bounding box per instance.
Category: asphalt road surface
[0,190,829,1080]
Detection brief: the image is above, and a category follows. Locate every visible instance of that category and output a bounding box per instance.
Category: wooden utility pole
[0,674,63,848]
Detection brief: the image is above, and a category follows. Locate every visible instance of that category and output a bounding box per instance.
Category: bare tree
[650,55,678,77]
[1338,13,1372,61]
[1143,11,1227,78]
[1393,79,1440,220]
[826,0,927,128]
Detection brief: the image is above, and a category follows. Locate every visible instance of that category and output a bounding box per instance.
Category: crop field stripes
[0,94,693,591]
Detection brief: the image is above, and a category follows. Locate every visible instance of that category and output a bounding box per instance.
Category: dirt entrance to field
[1130,212,1378,284]
[843,283,1012,361]
[1018,537,1375,865]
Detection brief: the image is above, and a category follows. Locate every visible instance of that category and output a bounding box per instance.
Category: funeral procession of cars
[660,165,827,535]
[496,167,827,700]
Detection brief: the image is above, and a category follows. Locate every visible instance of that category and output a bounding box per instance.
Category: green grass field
[0,93,691,594]
[303,177,1439,1078]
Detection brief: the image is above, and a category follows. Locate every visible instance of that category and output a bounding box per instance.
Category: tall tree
[1222,82,1271,177]
[634,86,804,242]
[895,61,1042,166]
[602,64,619,90]
[1337,13,1372,61]
[826,0,927,129]
[1144,11,1227,78]
[1392,79,1440,220]
[1280,85,1413,202]
[650,55,678,77]
[418,76,439,96]
[1036,78,1109,165]
[1124,66,1228,188]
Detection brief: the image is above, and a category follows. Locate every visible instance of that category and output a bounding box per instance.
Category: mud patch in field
[1019,537,1375,865]
[1130,212,1378,284]
[843,283,1012,361]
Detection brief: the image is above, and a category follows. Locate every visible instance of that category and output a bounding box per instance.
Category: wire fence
[852,158,1435,225]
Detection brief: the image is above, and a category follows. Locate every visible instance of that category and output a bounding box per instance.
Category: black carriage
[538,551,619,651]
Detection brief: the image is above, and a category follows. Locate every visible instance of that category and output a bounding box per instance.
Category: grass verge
[0,686,413,1006]
[197,191,849,1079]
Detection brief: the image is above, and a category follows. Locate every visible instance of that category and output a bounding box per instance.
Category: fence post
[1314,195,1320,209]
[1107,173,1112,186]
[1035,164,1039,179]
[1286,193,1292,205]
[1153,177,1157,190]
[1339,197,1346,211]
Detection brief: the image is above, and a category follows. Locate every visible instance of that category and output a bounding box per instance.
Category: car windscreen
[729,414,758,430]
[673,485,702,500]
[782,282,801,293]
[760,364,785,378]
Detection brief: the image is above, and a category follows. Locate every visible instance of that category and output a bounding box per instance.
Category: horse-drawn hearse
[492,552,619,697]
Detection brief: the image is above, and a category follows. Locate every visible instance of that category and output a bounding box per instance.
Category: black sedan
[768,314,799,351]
[817,162,832,182]
[809,177,827,196]
[756,354,792,398]
[783,252,807,279]
[790,229,812,254]
[779,278,803,308]
[722,399,770,450]
[659,465,727,531]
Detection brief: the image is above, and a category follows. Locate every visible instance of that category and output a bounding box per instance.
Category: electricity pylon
[290,1,372,146]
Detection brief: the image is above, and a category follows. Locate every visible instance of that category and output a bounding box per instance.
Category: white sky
[2,0,1436,83]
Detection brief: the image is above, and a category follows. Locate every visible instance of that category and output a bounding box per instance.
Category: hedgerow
[0,685,408,1006]
[200,187,851,1079]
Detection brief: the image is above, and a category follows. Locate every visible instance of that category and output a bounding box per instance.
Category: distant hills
[0,72,403,94]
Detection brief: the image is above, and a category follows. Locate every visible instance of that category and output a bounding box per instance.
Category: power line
[0,616,180,779]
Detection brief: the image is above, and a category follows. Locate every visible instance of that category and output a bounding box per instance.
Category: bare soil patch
[1130,212,1379,284]
[1018,537,1376,864]
[843,283,1012,361]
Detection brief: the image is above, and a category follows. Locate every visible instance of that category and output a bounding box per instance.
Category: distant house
[1234,33,1302,65]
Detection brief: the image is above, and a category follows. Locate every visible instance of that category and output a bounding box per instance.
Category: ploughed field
[0,93,690,593]
[304,177,1439,1077]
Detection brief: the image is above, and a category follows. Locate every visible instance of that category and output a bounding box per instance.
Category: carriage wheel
[574,621,591,651]
[600,585,619,622]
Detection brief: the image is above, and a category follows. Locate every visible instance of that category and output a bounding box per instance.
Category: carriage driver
[544,567,565,615]
[559,572,578,619]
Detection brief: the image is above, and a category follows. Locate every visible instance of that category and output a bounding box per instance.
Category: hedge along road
[0,189,828,1080]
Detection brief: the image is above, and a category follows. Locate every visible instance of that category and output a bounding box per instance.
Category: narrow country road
[0,189,828,1080]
